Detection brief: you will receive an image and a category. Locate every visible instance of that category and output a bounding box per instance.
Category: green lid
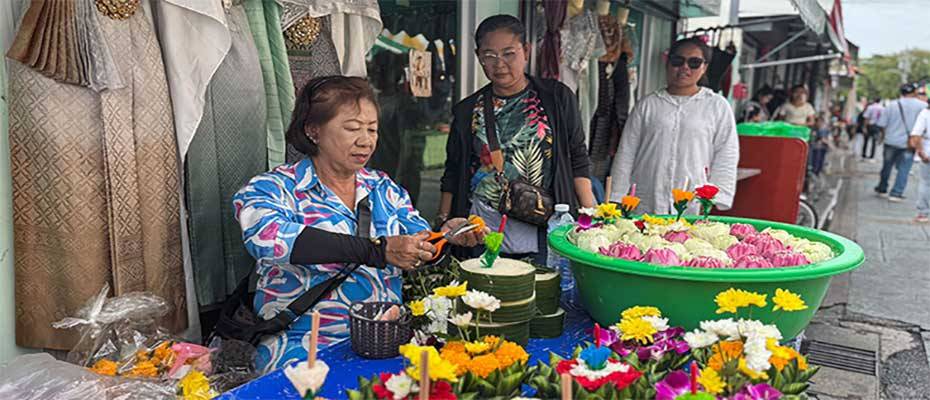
[737,121,810,140]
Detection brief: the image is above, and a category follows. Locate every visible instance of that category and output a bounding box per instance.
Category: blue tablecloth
[219,310,594,399]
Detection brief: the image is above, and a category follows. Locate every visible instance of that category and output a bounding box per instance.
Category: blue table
[219,310,594,399]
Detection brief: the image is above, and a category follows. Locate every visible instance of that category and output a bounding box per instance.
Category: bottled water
[547,204,576,306]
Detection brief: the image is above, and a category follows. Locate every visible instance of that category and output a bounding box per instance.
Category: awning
[825,0,848,58]
[788,0,826,33]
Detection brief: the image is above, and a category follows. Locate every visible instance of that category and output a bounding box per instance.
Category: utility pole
[898,48,912,84]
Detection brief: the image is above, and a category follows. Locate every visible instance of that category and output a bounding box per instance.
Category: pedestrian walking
[861,97,883,160]
[909,105,930,223]
[875,83,927,202]
[811,115,831,176]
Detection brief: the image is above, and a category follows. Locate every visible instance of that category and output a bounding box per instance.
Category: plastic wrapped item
[207,337,258,393]
[0,353,176,400]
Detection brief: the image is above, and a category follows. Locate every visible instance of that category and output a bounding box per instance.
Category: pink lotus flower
[686,256,727,269]
[663,231,690,244]
[599,243,643,261]
[733,255,775,269]
[729,223,758,240]
[744,233,787,255]
[642,248,681,266]
[726,242,759,260]
[767,250,811,267]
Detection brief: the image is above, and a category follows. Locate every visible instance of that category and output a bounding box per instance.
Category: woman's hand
[441,218,489,247]
[385,232,436,270]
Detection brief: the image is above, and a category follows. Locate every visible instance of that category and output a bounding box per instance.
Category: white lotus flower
[684,329,719,349]
[700,318,739,339]
[384,372,418,399]
[642,316,669,332]
[448,312,473,327]
[462,290,501,313]
[284,359,329,398]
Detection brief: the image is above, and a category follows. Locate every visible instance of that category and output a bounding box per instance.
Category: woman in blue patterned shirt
[233,76,484,372]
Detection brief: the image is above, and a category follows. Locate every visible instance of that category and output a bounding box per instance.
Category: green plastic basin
[548,216,865,338]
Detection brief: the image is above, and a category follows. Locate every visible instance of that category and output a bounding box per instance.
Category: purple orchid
[611,327,690,362]
[732,383,782,400]
[578,214,594,230]
[655,371,691,400]
[588,325,620,347]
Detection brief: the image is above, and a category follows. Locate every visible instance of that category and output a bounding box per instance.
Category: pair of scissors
[423,221,481,264]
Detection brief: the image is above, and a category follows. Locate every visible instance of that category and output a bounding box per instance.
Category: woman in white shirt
[909,107,930,223]
[774,85,817,127]
[608,37,739,214]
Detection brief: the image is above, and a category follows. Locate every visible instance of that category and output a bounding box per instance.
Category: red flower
[427,381,458,400]
[634,220,646,232]
[695,185,719,200]
[555,359,643,392]
[372,373,395,399]
[479,144,492,167]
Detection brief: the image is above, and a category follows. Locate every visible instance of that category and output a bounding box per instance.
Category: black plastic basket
[349,301,413,359]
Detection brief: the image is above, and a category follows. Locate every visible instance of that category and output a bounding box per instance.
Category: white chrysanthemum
[642,315,669,332]
[795,241,834,263]
[761,228,793,245]
[582,235,614,253]
[689,247,731,264]
[690,222,730,242]
[737,319,783,341]
[684,329,719,349]
[284,360,329,398]
[448,312,473,327]
[629,234,671,252]
[709,234,739,251]
[385,372,418,399]
[743,334,773,373]
[462,290,501,312]
[700,318,740,339]
[684,238,715,253]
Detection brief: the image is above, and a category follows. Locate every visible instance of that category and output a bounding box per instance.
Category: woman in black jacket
[436,15,595,263]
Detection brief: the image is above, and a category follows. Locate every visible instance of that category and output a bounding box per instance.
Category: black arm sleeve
[289,227,388,268]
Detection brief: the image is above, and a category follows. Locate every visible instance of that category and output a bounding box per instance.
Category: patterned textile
[287,15,341,94]
[243,0,295,167]
[185,3,267,307]
[232,159,430,372]
[9,5,186,350]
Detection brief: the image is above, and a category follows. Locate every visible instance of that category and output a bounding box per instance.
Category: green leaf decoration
[512,141,544,186]
[783,382,810,395]
[346,390,363,400]
[480,232,504,268]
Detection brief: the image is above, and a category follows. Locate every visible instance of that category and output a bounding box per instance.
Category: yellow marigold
[483,335,501,347]
[465,341,491,355]
[493,341,529,368]
[739,358,769,380]
[772,288,808,312]
[179,370,216,400]
[714,288,768,314]
[708,341,744,371]
[620,306,662,320]
[440,347,472,376]
[620,195,640,212]
[400,344,459,382]
[596,202,621,219]
[433,281,468,298]
[467,215,486,232]
[90,359,118,376]
[697,367,725,394]
[672,189,695,203]
[641,214,672,226]
[466,354,502,378]
[409,299,427,316]
[617,317,657,344]
[127,360,159,378]
[135,349,150,362]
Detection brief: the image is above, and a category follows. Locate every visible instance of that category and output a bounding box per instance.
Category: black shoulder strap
[898,101,913,133]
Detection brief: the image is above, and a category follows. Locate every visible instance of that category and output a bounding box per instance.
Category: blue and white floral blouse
[233,158,430,372]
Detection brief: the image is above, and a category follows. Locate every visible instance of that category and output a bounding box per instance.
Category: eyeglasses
[478,49,521,66]
[669,55,706,69]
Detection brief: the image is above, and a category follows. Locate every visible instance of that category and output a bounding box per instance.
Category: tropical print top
[232,158,430,372]
[470,87,554,207]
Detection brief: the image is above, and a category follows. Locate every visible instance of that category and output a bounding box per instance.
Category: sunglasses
[669,55,706,69]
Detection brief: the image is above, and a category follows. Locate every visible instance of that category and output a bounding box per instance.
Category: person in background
[773,85,817,128]
[909,102,930,223]
[608,37,739,214]
[438,15,595,264]
[861,97,883,161]
[740,85,773,122]
[810,114,831,176]
[234,76,485,372]
[918,84,928,103]
[875,83,928,202]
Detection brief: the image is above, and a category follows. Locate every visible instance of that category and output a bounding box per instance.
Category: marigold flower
[617,317,657,345]
[596,202,622,219]
[180,370,217,399]
[443,341,466,353]
[433,281,468,298]
[467,215,486,232]
[408,299,427,316]
[620,195,640,212]
[697,367,725,394]
[465,341,490,355]
[672,189,695,203]
[91,359,118,376]
[127,360,159,378]
[642,214,672,226]
[493,341,529,368]
[620,306,661,320]
[466,354,501,378]
[483,335,501,347]
[714,288,768,314]
[772,288,808,312]
[440,347,472,376]
[708,340,744,371]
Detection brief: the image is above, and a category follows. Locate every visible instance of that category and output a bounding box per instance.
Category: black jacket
[440,76,592,223]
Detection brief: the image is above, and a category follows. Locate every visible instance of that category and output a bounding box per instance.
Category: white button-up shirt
[609,87,739,215]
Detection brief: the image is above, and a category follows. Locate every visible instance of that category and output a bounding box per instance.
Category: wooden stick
[561,373,573,400]
[604,176,612,202]
[683,176,691,191]
[308,311,320,367]
[419,350,430,400]
[629,183,636,197]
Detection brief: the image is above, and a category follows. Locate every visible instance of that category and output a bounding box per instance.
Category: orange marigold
[135,349,150,362]
[441,348,472,376]
[493,341,529,368]
[483,335,501,347]
[443,341,466,354]
[466,354,501,378]
[90,359,118,376]
[672,189,695,203]
[708,341,744,371]
[127,360,159,378]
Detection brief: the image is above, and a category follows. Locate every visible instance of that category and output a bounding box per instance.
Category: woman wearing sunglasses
[608,37,739,215]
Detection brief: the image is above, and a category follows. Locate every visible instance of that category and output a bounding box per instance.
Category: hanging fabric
[243,0,295,168]
[539,0,567,80]
[9,0,187,349]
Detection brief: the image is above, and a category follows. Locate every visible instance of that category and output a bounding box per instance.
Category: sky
[842,0,930,58]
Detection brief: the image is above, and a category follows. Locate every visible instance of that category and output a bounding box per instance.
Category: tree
[858,49,930,100]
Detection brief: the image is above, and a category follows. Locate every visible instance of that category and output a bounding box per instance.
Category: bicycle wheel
[796,199,819,228]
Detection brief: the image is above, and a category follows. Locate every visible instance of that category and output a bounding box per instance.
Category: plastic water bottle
[547,204,576,306]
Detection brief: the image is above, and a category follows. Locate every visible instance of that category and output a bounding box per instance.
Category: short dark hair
[286,76,379,157]
[791,84,808,94]
[669,37,712,64]
[757,85,774,97]
[475,14,525,49]
[872,97,881,103]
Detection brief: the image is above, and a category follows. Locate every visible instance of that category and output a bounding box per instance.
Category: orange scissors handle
[425,231,449,263]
